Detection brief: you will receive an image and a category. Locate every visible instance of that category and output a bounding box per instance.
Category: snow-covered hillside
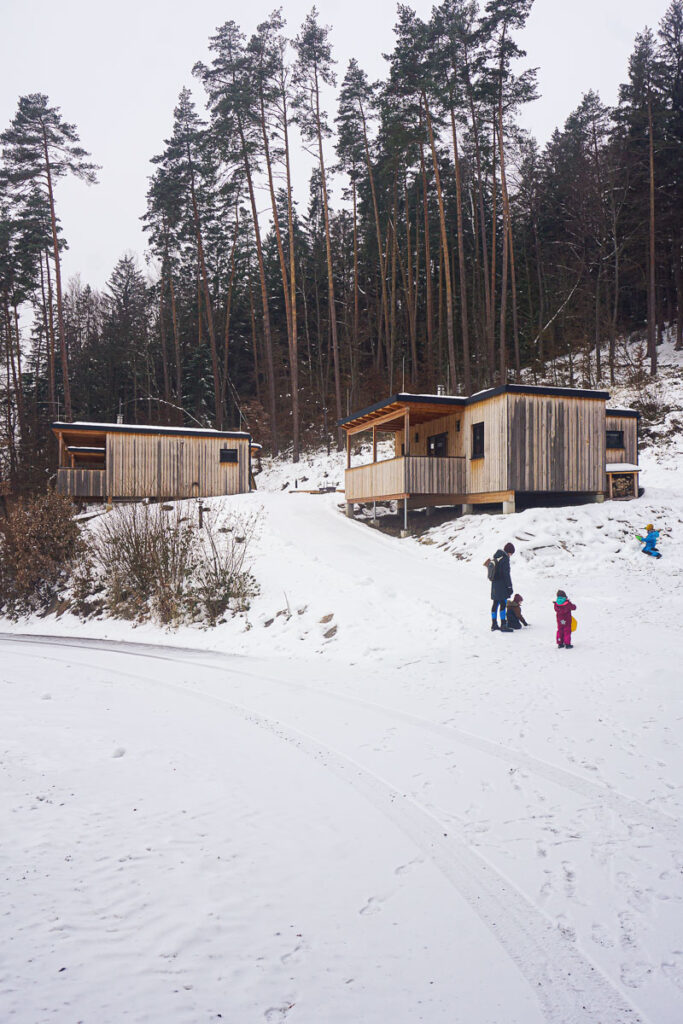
[1,340,682,1023]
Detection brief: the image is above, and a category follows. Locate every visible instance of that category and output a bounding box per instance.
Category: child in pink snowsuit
[553,589,576,649]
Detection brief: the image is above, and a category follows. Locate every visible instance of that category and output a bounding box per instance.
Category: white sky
[1,0,673,289]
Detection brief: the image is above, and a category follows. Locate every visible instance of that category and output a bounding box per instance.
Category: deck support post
[594,492,605,503]
[372,500,377,523]
[462,503,474,515]
[502,498,516,514]
[400,496,409,538]
[346,502,355,518]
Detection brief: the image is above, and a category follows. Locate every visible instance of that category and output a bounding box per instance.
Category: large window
[606,429,624,449]
[427,432,448,457]
[220,448,238,463]
[471,421,485,459]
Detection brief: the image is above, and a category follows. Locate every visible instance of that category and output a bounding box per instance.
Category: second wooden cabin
[340,383,639,522]
[52,421,259,502]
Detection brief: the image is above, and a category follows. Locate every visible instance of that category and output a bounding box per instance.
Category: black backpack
[486,557,498,582]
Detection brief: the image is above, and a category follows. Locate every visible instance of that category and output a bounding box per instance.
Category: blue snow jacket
[642,529,660,554]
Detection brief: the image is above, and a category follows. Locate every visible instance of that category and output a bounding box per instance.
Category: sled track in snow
[1,635,650,1024]
[2,633,676,837]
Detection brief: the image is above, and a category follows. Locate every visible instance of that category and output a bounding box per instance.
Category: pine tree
[1,94,98,418]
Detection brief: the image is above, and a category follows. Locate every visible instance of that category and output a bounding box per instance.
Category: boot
[499,621,514,633]
[564,643,573,649]
[557,641,565,648]
[491,620,500,631]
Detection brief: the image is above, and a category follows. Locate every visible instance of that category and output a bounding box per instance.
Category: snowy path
[2,631,680,1022]
[2,412,683,1023]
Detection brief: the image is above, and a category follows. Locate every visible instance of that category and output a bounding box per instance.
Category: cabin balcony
[345,455,465,503]
[56,468,106,498]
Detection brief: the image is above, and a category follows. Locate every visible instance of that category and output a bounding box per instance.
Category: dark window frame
[471,421,485,459]
[606,429,625,449]
[220,448,238,464]
[427,432,448,458]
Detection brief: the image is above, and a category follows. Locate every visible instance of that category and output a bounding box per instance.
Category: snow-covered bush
[0,492,81,618]
[82,502,257,626]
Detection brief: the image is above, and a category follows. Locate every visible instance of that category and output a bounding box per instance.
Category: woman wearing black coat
[489,542,515,632]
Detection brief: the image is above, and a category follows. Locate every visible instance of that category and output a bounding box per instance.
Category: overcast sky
[1,0,673,289]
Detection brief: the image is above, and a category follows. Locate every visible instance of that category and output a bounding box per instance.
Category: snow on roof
[606,463,640,473]
[53,421,250,439]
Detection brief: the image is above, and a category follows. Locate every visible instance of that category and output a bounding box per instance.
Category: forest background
[1,0,682,489]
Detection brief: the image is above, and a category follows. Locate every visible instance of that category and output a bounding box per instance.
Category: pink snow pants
[556,621,571,646]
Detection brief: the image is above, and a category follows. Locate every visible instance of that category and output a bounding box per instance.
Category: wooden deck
[345,456,465,502]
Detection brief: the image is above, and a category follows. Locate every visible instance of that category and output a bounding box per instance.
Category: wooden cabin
[52,421,256,502]
[340,384,640,525]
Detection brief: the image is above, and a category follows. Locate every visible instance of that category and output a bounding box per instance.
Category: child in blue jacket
[636,524,661,558]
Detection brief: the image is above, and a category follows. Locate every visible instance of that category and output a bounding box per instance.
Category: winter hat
[556,589,567,598]
[504,542,515,555]
[645,523,654,532]
[513,594,523,604]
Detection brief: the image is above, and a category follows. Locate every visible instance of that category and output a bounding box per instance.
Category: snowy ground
[1,344,682,1023]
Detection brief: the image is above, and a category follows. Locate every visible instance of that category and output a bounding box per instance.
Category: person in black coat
[488,542,515,632]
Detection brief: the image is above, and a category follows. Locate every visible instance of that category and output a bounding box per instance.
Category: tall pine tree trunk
[313,70,342,447]
[423,95,456,392]
[42,127,71,419]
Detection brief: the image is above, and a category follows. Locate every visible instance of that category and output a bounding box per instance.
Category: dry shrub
[193,512,259,625]
[87,502,258,626]
[0,492,81,618]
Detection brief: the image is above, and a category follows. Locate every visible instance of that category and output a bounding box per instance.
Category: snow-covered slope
[1,339,682,1023]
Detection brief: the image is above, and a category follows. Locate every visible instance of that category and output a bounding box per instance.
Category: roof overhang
[340,394,467,434]
[52,421,251,442]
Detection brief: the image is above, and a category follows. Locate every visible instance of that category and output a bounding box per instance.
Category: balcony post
[372,426,377,463]
[346,430,351,470]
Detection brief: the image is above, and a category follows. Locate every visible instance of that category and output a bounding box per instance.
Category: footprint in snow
[620,960,654,989]
[359,896,383,916]
[112,747,126,759]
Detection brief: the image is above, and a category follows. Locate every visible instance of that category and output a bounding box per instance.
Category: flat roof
[606,408,640,418]
[53,421,251,440]
[340,383,611,431]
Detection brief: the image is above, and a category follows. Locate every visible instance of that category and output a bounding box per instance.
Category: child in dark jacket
[506,594,528,629]
[553,589,576,649]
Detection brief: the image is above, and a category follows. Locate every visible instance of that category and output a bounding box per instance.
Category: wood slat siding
[507,395,604,493]
[406,456,465,494]
[56,468,105,498]
[395,411,465,458]
[345,456,466,501]
[345,458,407,501]
[606,414,638,465]
[464,394,508,495]
[105,434,249,499]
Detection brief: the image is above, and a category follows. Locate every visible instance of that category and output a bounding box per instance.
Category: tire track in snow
[0,636,649,1024]
[2,633,676,837]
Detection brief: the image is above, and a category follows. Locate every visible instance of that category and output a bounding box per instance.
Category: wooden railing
[345,456,466,501]
[406,455,465,494]
[345,457,406,501]
[56,468,105,498]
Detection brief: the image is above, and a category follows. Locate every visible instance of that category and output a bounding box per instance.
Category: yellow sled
[571,616,577,632]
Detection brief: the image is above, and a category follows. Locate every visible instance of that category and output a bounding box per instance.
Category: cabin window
[220,448,238,463]
[471,421,485,459]
[427,432,448,457]
[606,429,624,449]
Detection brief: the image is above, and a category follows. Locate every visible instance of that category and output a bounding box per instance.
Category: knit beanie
[556,589,567,598]
[504,542,515,555]
[646,524,654,532]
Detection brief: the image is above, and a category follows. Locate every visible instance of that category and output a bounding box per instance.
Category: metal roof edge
[51,421,252,440]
